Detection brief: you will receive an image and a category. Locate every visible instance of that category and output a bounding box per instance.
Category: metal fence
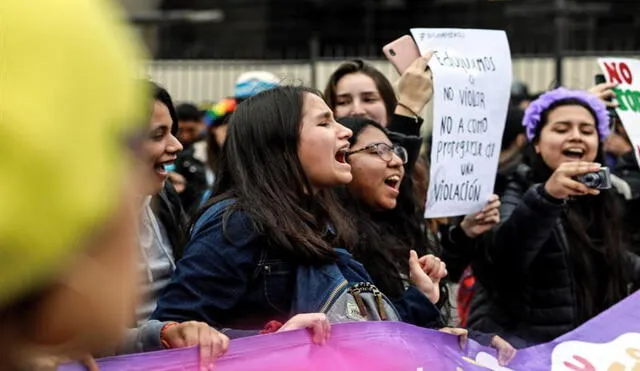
[148,55,640,104]
[146,54,639,134]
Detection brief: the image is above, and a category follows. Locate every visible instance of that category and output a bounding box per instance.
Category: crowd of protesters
[2,1,640,370]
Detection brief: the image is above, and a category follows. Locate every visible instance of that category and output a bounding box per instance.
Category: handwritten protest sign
[597,58,640,167]
[410,28,512,218]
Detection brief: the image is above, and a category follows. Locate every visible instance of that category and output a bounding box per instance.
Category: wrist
[540,184,565,204]
[159,321,179,349]
[427,289,439,304]
[396,100,423,117]
[458,220,477,239]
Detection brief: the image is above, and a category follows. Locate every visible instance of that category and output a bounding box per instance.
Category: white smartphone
[382,35,421,75]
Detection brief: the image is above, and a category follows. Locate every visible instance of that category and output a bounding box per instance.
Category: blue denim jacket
[152,199,442,338]
[293,249,443,328]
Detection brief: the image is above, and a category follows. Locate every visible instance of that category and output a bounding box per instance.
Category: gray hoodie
[119,198,176,354]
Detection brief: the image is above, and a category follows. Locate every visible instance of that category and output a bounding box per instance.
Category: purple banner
[60,290,640,371]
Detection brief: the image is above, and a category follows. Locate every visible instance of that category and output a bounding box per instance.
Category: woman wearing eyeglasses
[333,116,517,365]
[336,117,501,319]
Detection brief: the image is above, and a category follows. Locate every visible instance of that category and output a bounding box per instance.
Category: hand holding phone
[382,35,421,75]
[592,74,619,107]
[592,74,621,129]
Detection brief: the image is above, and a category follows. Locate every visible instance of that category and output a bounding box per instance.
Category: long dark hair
[151,82,179,136]
[336,117,449,314]
[199,86,357,263]
[149,82,188,259]
[324,60,397,124]
[525,98,631,321]
[205,120,224,174]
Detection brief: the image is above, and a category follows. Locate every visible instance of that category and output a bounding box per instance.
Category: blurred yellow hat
[0,0,147,306]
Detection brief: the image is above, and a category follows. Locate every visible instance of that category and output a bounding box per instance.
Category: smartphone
[382,35,421,75]
[594,74,608,89]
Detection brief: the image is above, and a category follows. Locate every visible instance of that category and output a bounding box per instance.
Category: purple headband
[522,87,610,141]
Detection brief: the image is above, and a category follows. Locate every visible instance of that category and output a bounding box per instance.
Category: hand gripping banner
[60,290,640,371]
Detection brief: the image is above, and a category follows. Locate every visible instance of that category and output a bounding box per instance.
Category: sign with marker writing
[410,28,512,218]
[597,58,640,167]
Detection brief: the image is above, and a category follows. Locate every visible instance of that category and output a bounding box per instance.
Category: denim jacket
[152,199,442,338]
[293,248,443,328]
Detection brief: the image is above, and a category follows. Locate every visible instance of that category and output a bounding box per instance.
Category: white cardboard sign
[410,28,512,218]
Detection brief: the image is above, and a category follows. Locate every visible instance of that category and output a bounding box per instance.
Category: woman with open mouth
[151,86,469,347]
[114,83,234,370]
[335,116,515,366]
[467,87,640,348]
[336,114,502,311]
[324,56,501,313]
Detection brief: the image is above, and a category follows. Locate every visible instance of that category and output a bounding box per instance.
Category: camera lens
[582,173,601,188]
[389,49,396,57]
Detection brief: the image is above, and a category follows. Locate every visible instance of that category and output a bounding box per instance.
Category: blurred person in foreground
[0,1,234,370]
[0,0,147,369]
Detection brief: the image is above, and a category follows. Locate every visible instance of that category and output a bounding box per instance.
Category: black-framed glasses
[346,143,408,164]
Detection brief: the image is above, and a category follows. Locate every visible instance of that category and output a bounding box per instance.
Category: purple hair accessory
[522,87,610,141]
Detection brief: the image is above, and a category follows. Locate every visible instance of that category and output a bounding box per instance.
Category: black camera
[575,167,612,189]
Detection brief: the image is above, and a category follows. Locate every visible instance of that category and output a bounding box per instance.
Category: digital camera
[575,167,612,190]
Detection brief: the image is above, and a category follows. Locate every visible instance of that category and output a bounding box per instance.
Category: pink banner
[59,290,640,371]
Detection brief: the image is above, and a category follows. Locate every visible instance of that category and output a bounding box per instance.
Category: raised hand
[460,194,501,238]
[409,250,440,303]
[588,82,619,108]
[418,254,448,285]
[395,51,435,116]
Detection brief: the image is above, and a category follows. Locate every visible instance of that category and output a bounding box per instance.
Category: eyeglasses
[346,143,408,164]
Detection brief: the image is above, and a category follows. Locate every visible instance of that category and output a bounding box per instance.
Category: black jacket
[386,113,424,175]
[467,164,640,346]
[613,151,640,199]
[174,145,209,215]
